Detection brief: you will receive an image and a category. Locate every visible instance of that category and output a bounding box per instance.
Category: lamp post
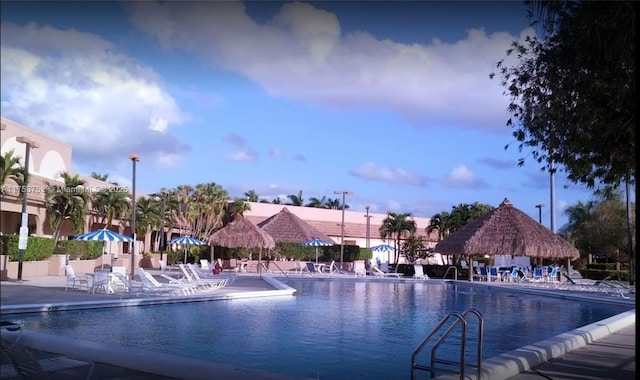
[535,204,544,224]
[16,136,39,281]
[364,205,371,250]
[334,190,353,270]
[129,153,139,280]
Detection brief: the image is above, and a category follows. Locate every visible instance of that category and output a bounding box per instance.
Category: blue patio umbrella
[370,244,396,265]
[168,236,206,263]
[303,238,333,264]
[75,228,133,269]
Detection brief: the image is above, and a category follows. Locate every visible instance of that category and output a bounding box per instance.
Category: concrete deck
[1,273,635,380]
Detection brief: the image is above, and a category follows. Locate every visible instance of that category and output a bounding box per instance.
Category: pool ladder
[442,266,458,281]
[411,309,484,380]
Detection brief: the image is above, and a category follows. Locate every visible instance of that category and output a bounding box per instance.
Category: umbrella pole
[258,247,262,278]
[315,247,318,264]
[101,242,105,269]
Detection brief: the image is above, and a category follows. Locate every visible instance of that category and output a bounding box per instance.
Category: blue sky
[1,1,602,229]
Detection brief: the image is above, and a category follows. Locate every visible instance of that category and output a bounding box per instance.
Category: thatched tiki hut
[257,207,335,243]
[435,198,580,280]
[209,218,276,276]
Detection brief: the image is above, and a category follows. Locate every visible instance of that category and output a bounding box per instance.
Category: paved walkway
[1,274,636,379]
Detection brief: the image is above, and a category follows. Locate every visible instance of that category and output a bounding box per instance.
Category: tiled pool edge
[434,309,636,380]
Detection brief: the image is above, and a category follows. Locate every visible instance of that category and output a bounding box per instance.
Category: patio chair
[1,336,95,380]
[474,266,488,281]
[508,267,522,282]
[89,270,111,294]
[370,265,403,278]
[294,260,306,275]
[111,272,151,298]
[488,267,500,282]
[200,259,211,271]
[137,268,191,295]
[64,265,90,292]
[547,267,559,283]
[413,264,429,280]
[321,260,338,275]
[186,264,228,289]
[532,267,544,282]
[305,262,320,275]
[353,260,367,277]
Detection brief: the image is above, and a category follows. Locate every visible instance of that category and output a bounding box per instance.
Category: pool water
[10,280,632,379]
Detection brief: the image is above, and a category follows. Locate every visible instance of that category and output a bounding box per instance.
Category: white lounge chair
[413,264,429,280]
[189,263,237,284]
[111,272,151,298]
[137,268,191,295]
[321,260,341,275]
[370,265,403,278]
[64,265,90,292]
[186,264,228,289]
[353,260,367,277]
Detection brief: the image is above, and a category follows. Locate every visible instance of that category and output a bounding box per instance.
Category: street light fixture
[535,204,544,224]
[334,190,353,270]
[129,153,139,280]
[15,136,39,281]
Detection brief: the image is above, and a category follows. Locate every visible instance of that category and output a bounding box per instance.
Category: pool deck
[1,273,636,380]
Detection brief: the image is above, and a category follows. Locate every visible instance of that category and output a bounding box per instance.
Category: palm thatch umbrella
[257,207,336,244]
[435,198,580,280]
[209,218,275,276]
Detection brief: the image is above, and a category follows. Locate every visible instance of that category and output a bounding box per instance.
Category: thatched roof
[435,198,580,260]
[257,207,336,244]
[209,218,275,249]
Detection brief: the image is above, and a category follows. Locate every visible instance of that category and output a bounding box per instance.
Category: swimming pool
[9,280,633,379]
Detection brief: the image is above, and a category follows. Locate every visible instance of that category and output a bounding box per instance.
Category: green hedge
[0,234,102,261]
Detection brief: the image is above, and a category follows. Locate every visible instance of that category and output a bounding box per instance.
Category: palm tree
[92,188,130,228]
[326,197,350,210]
[134,197,162,252]
[90,172,109,182]
[379,212,417,264]
[45,172,90,246]
[286,190,304,206]
[306,196,328,208]
[244,190,259,202]
[0,149,22,194]
[326,198,341,210]
[228,199,251,220]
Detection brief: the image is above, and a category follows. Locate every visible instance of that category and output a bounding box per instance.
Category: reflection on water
[10,281,631,380]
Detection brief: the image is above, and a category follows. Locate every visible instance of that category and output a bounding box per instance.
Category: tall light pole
[334,190,353,270]
[129,153,139,280]
[535,204,544,224]
[16,137,39,281]
[364,205,371,250]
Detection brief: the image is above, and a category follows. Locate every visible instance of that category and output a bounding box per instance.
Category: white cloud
[350,162,426,186]
[442,165,489,189]
[222,132,257,162]
[0,23,187,167]
[125,1,532,131]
